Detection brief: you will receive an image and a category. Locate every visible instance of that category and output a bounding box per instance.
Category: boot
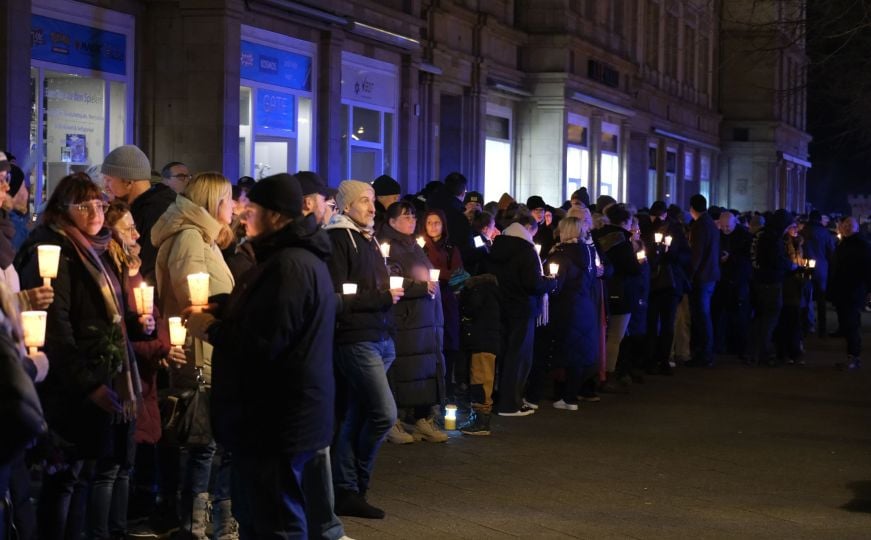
[334,489,385,519]
[412,417,448,443]
[386,420,414,444]
[459,412,491,436]
[175,493,209,539]
[212,499,239,540]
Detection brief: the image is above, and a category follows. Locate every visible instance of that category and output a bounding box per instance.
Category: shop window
[647,146,658,206]
[566,121,589,197]
[484,112,511,203]
[665,149,677,203]
[700,153,711,202]
[600,131,619,197]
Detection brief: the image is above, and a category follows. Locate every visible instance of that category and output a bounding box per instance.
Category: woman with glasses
[151,172,236,539]
[15,172,147,539]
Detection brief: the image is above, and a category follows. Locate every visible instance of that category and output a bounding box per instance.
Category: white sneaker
[497,406,536,417]
[552,399,578,411]
[522,399,539,410]
[386,420,414,444]
[413,417,449,443]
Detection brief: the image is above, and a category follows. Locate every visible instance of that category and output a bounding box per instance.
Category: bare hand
[25,285,55,309]
[389,287,405,304]
[426,281,438,296]
[167,346,187,368]
[88,384,122,414]
[596,265,604,278]
[26,351,49,382]
[181,302,219,319]
[139,314,156,335]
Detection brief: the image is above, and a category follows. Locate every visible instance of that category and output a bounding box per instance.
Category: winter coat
[688,212,721,285]
[783,235,810,308]
[544,242,596,367]
[719,226,753,296]
[751,226,792,285]
[459,273,502,354]
[325,214,394,344]
[15,226,133,459]
[828,233,871,310]
[595,224,642,315]
[800,220,836,287]
[380,224,445,408]
[209,215,337,455]
[484,223,556,320]
[426,188,474,264]
[646,218,692,296]
[151,195,235,387]
[533,223,556,260]
[423,234,462,352]
[131,182,176,283]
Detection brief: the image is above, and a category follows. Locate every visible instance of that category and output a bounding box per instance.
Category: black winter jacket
[751,226,792,285]
[828,233,871,309]
[484,224,556,320]
[459,273,501,354]
[209,216,337,455]
[544,242,596,366]
[596,224,642,315]
[688,212,721,285]
[130,183,176,283]
[800,221,836,285]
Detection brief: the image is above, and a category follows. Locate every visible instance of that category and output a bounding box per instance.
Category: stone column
[0,0,32,160]
[398,56,420,195]
[316,28,344,187]
[589,112,602,201]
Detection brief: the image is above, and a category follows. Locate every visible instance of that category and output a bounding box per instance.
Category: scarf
[0,210,16,269]
[503,223,549,327]
[58,224,142,423]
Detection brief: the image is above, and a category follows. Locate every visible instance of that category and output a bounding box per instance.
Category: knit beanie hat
[247,173,303,217]
[101,145,151,180]
[372,175,401,197]
[336,180,375,213]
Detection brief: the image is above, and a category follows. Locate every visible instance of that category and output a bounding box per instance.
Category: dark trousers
[36,460,85,540]
[836,304,862,358]
[690,281,716,365]
[812,278,828,336]
[646,290,680,368]
[713,283,751,356]
[497,317,536,413]
[775,305,803,360]
[751,283,783,363]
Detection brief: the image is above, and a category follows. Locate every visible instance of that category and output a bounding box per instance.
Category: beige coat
[152,195,234,386]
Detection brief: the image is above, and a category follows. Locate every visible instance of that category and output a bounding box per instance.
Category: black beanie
[247,173,303,217]
[372,175,401,197]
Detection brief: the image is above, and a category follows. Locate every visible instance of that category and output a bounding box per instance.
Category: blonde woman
[151,172,236,539]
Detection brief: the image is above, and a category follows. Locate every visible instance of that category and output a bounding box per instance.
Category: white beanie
[100,145,151,180]
[336,180,375,213]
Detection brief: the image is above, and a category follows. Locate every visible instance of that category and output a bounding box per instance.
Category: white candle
[416,236,426,248]
[595,251,601,268]
[133,282,154,315]
[168,317,187,347]
[389,276,404,290]
[655,232,664,244]
[38,245,61,287]
[444,404,457,430]
[808,259,816,269]
[549,263,560,276]
[21,311,47,355]
[534,244,542,255]
[664,235,673,247]
[380,242,391,258]
[429,268,441,282]
[636,250,647,262]
[187,273,210,307]
[342,283,357,295]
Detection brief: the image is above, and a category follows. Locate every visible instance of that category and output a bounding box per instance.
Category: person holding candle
[151,172,236,539]
[324,180,403,520]
[14,172,144,539]
[775,220,810,365]
[380,201,447,443]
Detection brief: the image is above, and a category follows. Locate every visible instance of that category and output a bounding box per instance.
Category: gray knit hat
[336,180,375,213]
[101,145,151,180]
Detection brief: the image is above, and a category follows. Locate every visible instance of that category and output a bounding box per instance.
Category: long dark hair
[41,172,104,228]
[421,208,449,242]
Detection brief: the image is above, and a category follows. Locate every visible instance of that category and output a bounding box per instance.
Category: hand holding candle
[21,311,48,355]
[664,235,673,248]
[549,263,560,276]
[37,245,61,287]
[388,276,404,304]
[168,317,187,347]
[636,250,647,262]
[187,273,210,309]
[416,236,426,248]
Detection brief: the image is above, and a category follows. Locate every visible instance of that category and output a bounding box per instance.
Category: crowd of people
[1,145,870,539]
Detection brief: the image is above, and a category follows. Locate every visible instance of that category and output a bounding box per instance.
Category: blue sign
[256,89,295,134]
[31,15,127,75]
[241,41,311,91]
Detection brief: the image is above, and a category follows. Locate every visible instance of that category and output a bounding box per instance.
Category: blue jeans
[690,281,716,365]
[332,339,396,494]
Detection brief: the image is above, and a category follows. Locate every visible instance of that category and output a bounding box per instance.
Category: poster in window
[66,134,87,163]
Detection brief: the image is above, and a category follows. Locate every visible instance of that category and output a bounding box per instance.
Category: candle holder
[636,250,647,263]
[380,242,391,259]
[444,404,457,430]
[342,283,357,295]
[168,317,187,348]
[549,263,560,276]
[21,311,47,355]
[807,259,816,269]
[416,236,426,248]
[429,269,441,282]
[534,244,542,256]
[389,276,404,290]
[133,282,155,315]
[186,273,210,309]
[37,245,61,287]
[654,232,664,244]
[664,235,673,248]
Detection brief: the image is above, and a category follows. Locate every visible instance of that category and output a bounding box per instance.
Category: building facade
[0,0,810,212]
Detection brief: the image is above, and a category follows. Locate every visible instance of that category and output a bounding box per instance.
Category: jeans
[751,283,784,363]
[333,339,396,494]
[690,281,716,365]
[302,447,344,540]
[36,460,85,540]
[647,290,680,367]
[496,317,535,413]
[87,421,135,538]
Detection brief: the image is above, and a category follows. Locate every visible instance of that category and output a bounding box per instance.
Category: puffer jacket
[595,224,642,315]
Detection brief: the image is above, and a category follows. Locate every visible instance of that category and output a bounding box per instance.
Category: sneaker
[497,406,535,417]
[386,420,415,444]
[413,417,448,443]
[334,489,385,519]
[835,357,861,371]
[552,399,578,411]
[459,412,491,436]
[578,394,601,403]
[521,398,539,410]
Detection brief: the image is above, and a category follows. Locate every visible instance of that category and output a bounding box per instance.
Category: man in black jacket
[187,174,344,538]
[801,210,837,336]
[687,194,720,367]
[713,211,753,357]
[829,217,871,370]
[325,180,403,520]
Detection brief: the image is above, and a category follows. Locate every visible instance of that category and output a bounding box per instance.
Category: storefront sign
[255,89,295,134]
[31,15,126,75]
[341,62,396,109]
[241,41,311,91]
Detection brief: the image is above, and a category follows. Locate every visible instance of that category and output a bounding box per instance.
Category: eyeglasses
[117,224,137,235]
[170,174,193,181]
[68,202,109,215]
[326,201,337,210]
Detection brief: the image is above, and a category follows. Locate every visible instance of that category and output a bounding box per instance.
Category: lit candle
[595,251,602,268]
[168,317,187,347]
[133,282,154,315]
[664,235,673,247]
[549,263,560,276]
[416,236,426,248]
[21,310,47,355]
[37,245,61,287]
[186,273,210,307]
[429,268,441,282]
[444,404,457,430]
[534,244,542,255]
[389,276,404,290]
[342,283,357,295]
[380,242,391,258]
[636,250,647,262]
[808,259,816,269]
[654,232,664,244]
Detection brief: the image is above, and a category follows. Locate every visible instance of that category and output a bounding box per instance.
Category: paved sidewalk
[344,322,871,539]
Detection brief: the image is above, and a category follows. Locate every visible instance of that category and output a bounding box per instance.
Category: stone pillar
[619,120,631,203]
[399,56,420,195]
[0,0,32,160]
[589,112,602,201]
[317,29,344,187]
[417,71,436,191]
[627,131,649,206]
[463,83,486,191]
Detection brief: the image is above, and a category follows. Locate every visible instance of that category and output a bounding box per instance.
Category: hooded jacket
[325,214,394,344]
[595,223,642,315]
[484,222,555,320]
[209,215,337,454]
